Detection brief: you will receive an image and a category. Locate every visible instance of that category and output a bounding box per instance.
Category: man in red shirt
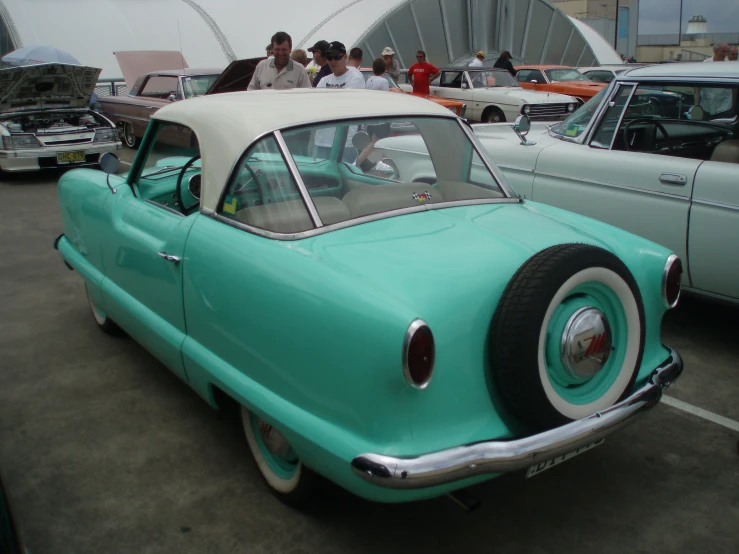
[407,50,440,96]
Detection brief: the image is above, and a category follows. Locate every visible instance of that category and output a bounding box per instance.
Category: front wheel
[240,406,324,509]
[490,244,645,431]
[482,107,506,123]
[85,284,122,335]
[122,122,139,149]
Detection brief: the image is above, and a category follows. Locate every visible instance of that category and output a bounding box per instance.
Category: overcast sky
[638,0,739,34]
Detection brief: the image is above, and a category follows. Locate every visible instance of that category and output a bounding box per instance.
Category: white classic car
[375,62,739,304]
[0,63,121,174]
[579,65,645,84]
[400,68,578,123]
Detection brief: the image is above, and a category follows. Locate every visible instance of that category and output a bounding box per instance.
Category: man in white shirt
[703,43,728,62]
[469,51,485,67]
[248,32,311,90]
[315,42,365,162]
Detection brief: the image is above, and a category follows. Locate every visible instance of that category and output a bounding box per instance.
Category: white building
[0,0,621,78]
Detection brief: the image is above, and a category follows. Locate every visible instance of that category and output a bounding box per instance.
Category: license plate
[525,438,605,478]
[57,151,85,164]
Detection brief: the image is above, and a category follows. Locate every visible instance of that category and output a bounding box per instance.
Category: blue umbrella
[1,45,81,66]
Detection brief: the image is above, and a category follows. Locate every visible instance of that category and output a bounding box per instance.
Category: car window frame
[588,83,637,150]
[139,74,180,99]
[205,115,519,241]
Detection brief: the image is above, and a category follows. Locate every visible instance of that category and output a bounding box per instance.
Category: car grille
[39,137,94,146]
[528,104,570,119]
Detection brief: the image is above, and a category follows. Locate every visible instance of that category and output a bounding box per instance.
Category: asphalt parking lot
[0,161,737,554]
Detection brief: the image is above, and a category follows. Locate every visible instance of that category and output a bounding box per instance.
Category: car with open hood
[53,88,682,508]
[400,67,578,123]
[515,65,606,105]
[0,63,121,174]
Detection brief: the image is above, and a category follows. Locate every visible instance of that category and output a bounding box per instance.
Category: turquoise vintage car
[54,89,683,508]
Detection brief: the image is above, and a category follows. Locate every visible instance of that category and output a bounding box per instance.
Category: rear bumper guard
[351,346,682,490]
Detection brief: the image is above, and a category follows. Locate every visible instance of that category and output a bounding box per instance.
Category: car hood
[481,87,576,104]
[205,57,263,95]
[0,63,101,113]
[114,50,188,89]
[301,202,632,316]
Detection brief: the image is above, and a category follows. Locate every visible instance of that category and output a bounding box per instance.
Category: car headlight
[568,103,577,112]
[94,128,117,143]
[2,135,41,149]
[522,105,531,115]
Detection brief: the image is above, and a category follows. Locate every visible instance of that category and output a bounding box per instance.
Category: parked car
[54,89,682,508]
[358,68,467,117]
[0,63,121,174]
[400,67,578,123]
[578,64,643,83]
[380,63,739,303]
[515,65,606,105]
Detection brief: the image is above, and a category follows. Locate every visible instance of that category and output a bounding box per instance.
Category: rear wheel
[490,244,645,430]
[122,122,139,149]
[85,284,122,335]
[240,406,324,509]
[482,107,506,123]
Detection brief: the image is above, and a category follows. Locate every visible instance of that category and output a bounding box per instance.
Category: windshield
[182,74,219,98]
[217,117,507,234]
[545,68,589,82]
[468,70,519,88]
[550,86,610,139]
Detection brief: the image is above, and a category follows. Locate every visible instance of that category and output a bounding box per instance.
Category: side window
[219,135,314,234]
[516,70,530,83]
[441,72,464,88]
[587,71,613,83]
[530,70,546,84]
[591,84,634,149]
[135,122,200,210]
[139,76,179,99]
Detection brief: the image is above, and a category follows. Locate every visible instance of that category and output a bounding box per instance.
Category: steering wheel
[623,118,674,152]
[176,155,202,215]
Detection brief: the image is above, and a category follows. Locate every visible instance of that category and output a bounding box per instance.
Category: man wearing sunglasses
[315,42,365,89]
[407,50,440,96]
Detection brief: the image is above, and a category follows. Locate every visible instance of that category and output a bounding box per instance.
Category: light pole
[614,0,620,51]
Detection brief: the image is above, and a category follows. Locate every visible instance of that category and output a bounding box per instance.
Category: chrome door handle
[157,251,181,263]
[659,173,687,185]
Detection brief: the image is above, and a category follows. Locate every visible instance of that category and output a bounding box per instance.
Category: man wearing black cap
[315,41,365,89]
[308,40,332,87]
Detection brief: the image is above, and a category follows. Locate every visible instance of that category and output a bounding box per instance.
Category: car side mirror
[168,94,178,102]
[530,80,538,86]
[352,131,371,151]
[99,152,119,174]
[461,82,468,89]
[688,105,705,121]
[513,115,536,146]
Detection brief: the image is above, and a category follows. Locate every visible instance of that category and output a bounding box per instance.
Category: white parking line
[663,395,739,433]
[119,160,132,167]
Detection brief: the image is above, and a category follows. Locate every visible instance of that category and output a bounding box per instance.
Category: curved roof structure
[0,0,620,78]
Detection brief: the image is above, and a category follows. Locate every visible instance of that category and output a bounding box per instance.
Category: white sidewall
[537,267,641,419]
[85,285,107,326]
[240,406,302,494]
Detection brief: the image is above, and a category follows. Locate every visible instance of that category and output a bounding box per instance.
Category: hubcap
[258,420,292,458]
[124,124,135,146]
[560,307,612,379]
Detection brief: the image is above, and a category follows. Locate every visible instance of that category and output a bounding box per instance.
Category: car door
[533,82,701,266]
[517,69,546,91]
[430,71,471,108]
[100,121,201,381]
[688,157,739,299]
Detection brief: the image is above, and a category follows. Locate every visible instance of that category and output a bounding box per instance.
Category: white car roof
[618,62,739,80]
[152,88,456,211]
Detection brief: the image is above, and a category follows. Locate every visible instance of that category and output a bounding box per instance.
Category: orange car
[515,65,606,105]
[359,69,466,117]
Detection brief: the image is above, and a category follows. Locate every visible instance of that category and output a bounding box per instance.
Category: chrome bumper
[351,347,682,490]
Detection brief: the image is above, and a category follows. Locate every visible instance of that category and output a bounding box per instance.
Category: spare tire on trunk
[490,244,645,431]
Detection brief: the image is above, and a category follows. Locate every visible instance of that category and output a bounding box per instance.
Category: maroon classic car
[99,51,261,148]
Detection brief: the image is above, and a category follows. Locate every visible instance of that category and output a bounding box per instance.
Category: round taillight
[402,320,435,389]
[663,254,682,308]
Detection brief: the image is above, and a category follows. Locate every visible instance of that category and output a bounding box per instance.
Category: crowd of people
[704,42,738,62]
[247,31,455,97]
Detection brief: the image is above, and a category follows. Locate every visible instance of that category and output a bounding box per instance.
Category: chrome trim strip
[535,171,689,201]
[662,254,682,309]
[607,83,637,151]
[457,118,517,199]
[351,347,683,489]
[205,197,519,241]
[692,198,739,212]
[274,130,323,227]
[497,164,534,174]
[402,319,434,390]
